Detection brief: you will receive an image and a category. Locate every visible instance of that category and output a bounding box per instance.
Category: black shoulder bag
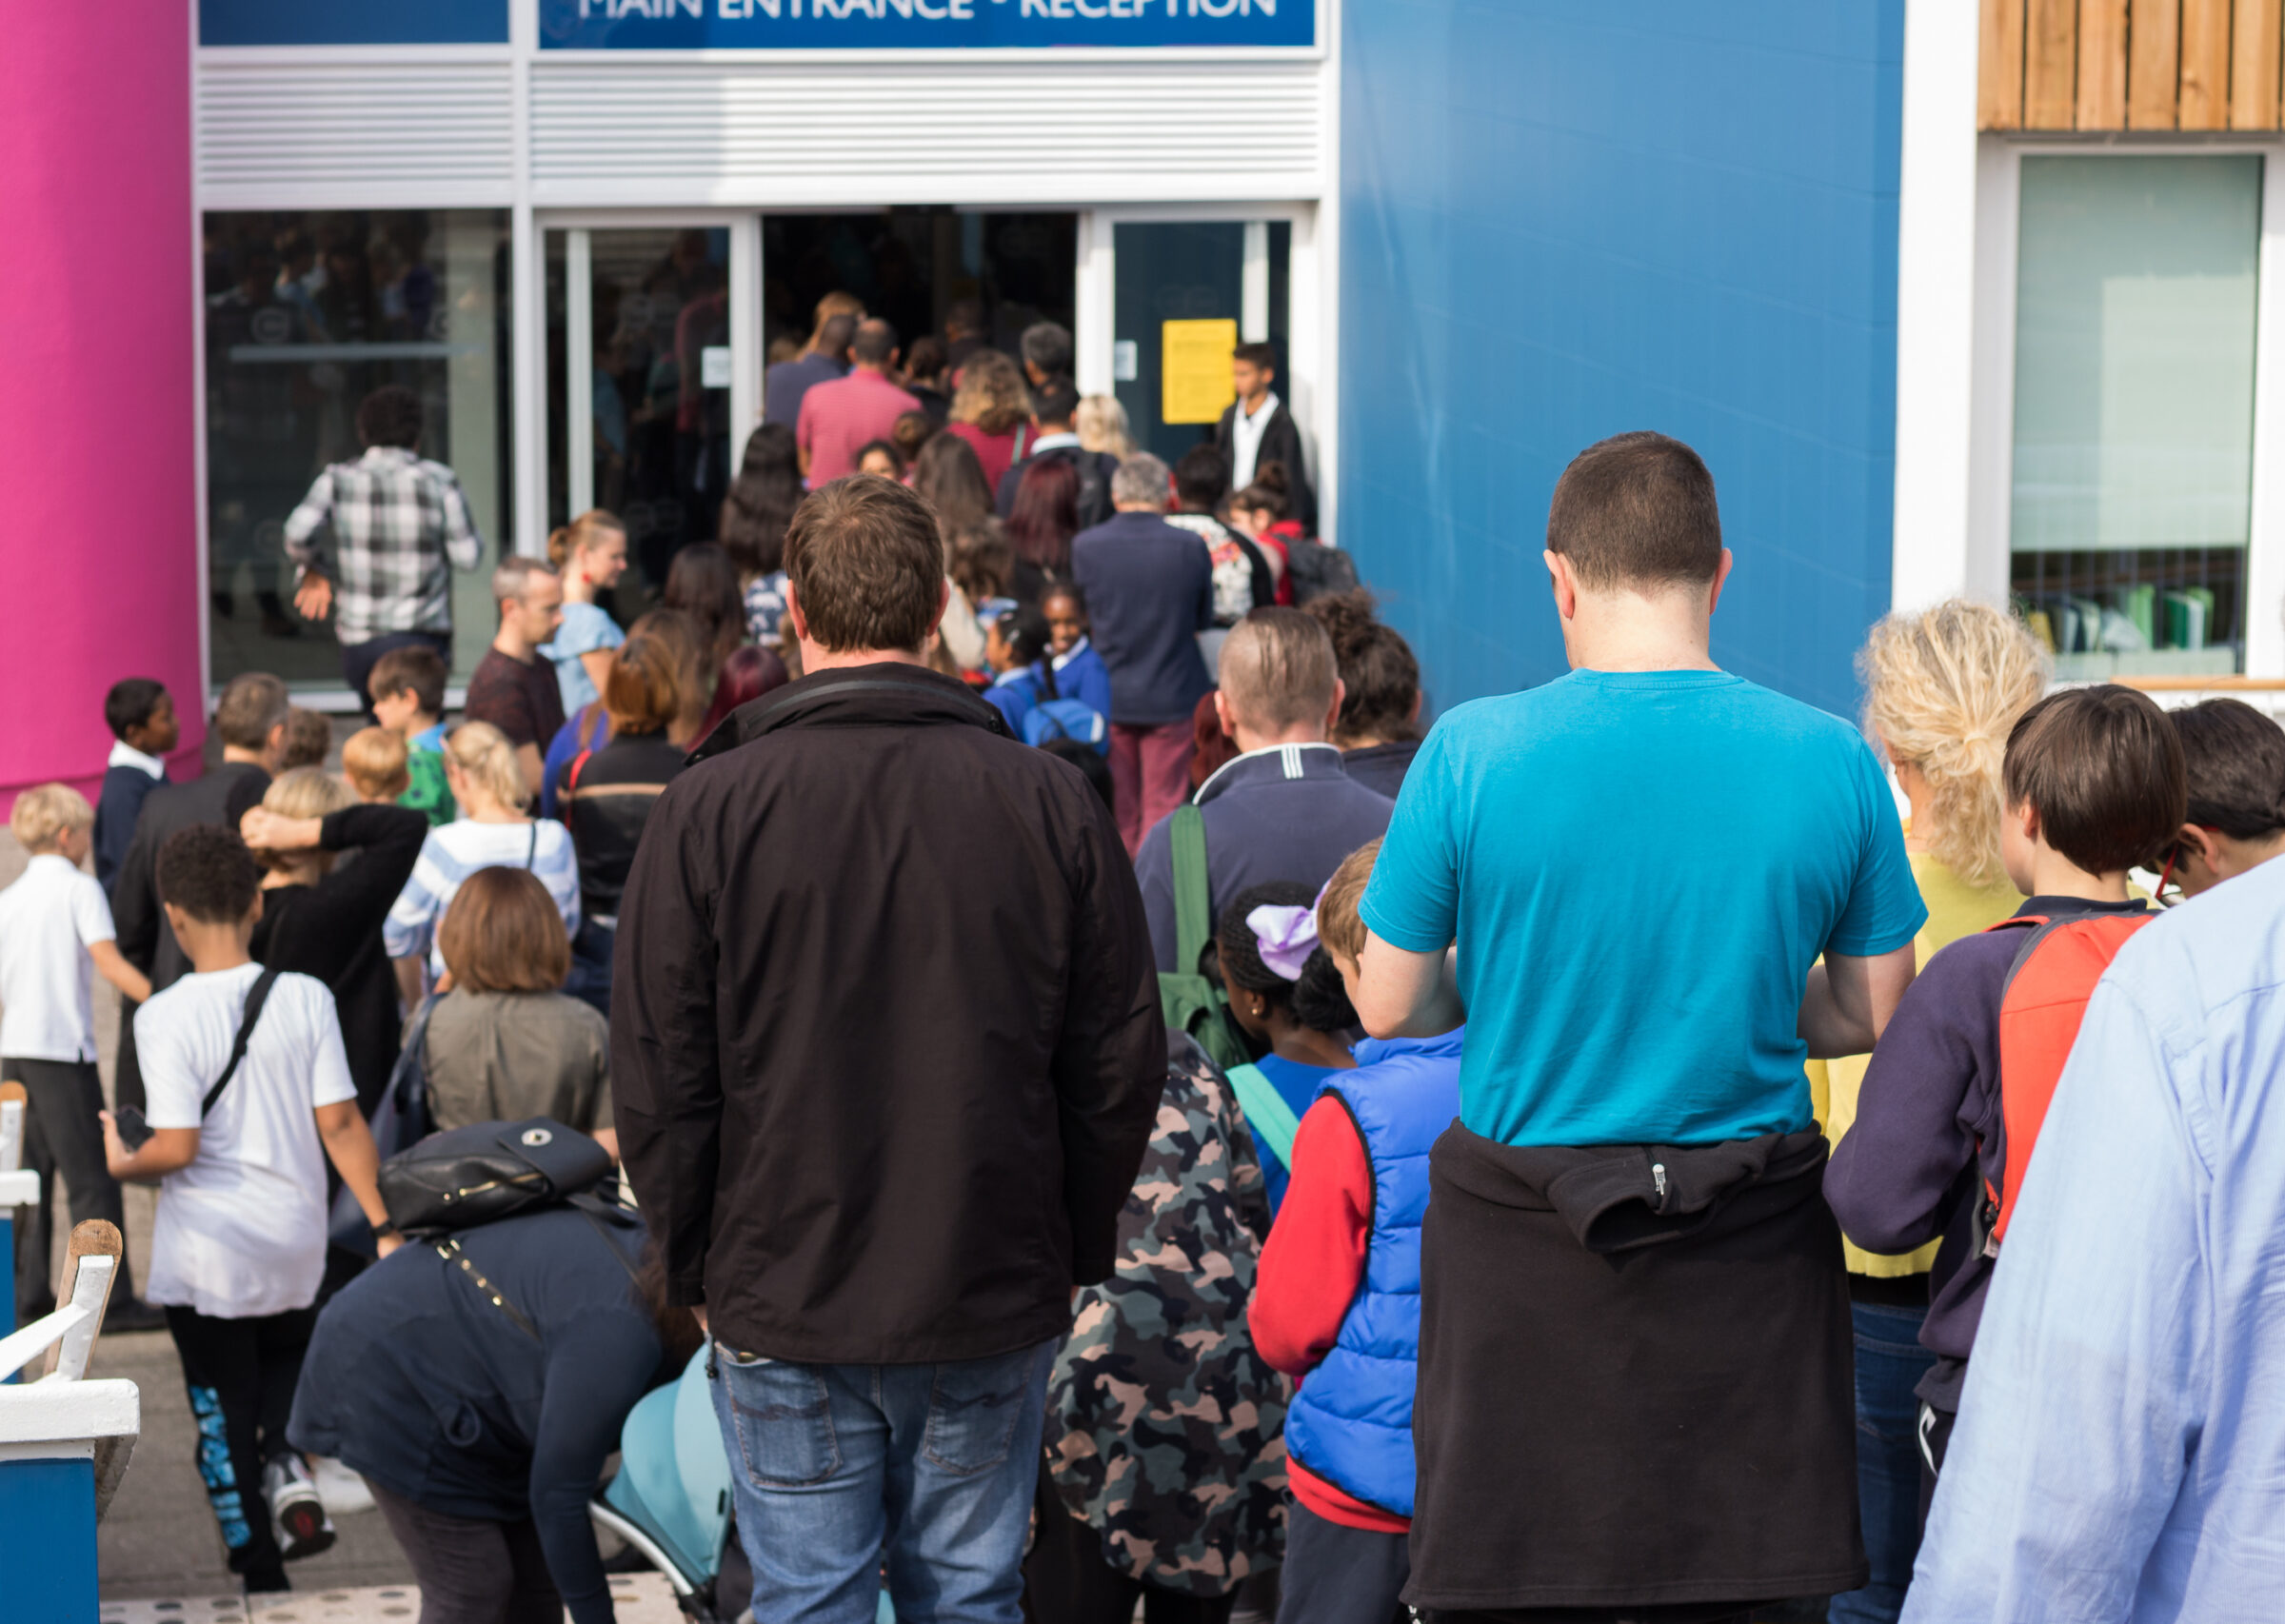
[202,966,285,1119]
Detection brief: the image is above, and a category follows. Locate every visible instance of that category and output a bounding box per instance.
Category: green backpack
[1157,804,1252,1072]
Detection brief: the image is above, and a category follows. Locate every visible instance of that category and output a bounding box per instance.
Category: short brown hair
[213,672,289,751]
[1547,431,1723,591]
[342,726,410,799]
[2003,685,2187,875]
[783,475,944,654]
[281,707,332,771]
[1220,608,1340,736]
[437,865,570,994]
[1317,838,1381,965]
[368,645,448,718]
[605,631,683,737]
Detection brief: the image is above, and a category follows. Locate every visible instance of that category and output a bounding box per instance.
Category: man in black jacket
[1213,341,1318,535]
[109,671,288,1112]
[613,474,1163,1624]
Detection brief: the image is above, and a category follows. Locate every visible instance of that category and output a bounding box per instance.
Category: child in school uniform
[983,603,1057,738]
[0,784,154,1325]
[101,824,396,1597]
[1249,840,1461,1624]
[1042,582,1113,722]
[94,678,179,894]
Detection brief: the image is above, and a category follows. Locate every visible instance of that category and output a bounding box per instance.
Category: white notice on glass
[1113,340,1139,383]
[702,346,733,389]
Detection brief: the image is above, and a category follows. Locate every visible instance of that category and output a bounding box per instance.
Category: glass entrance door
[550,226,736,606]
[1109,220,1292,466]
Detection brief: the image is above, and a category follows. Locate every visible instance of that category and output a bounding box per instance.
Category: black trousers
[167,1303,317,1586]
[369,1479,563,1624]
[1023,1463,1237,1624]
[1277,1497,1409,1624]
[4,1057,131,1321]
[342,628,454,720]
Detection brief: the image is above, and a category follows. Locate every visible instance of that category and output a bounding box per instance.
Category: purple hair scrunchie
[1246,903,1320,981]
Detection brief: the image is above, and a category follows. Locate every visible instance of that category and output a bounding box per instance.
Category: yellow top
[1809,843,2023,1277]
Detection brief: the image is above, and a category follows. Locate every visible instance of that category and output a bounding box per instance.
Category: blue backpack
[1023,696,1109,754]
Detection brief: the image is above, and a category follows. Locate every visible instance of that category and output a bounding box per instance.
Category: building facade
[7,0,2281,800]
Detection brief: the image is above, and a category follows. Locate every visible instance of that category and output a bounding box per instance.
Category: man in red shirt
[796,318,920,485]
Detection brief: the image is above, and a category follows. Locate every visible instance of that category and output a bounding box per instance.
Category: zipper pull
[1651,1161,1668,1202]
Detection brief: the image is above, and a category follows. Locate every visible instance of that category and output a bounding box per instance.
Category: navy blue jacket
[1070,512,1216,726]
[288,1203,667,1624]
[94,762,164,895]
[1134,743,1395,973]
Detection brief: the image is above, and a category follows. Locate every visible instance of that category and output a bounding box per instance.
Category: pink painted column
[0,11,204,814]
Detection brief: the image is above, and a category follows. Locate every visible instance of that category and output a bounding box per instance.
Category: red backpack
[1976,911,2154,1254]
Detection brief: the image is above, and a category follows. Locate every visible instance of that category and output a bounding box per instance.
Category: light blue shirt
[1360,669,1922,1146]
[542,600,624,716]
[1905,856,2285,1622]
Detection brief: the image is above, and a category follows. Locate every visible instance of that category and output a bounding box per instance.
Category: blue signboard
[202,0,508,46]
[541,0,1313,50]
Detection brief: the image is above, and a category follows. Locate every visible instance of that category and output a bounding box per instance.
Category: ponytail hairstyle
[1858,598,2050,890]
[1232,459,1292,523]
[443,720,528,814]
[1306,588,1421,746]
[546,508,626,572]
[1214,881,1359,1036]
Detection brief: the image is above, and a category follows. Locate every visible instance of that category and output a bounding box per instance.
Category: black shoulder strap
[525,820,539,870]
[201,966,284,1119]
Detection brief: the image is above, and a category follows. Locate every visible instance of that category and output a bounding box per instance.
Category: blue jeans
[1826,1299,1935,1624]
[711,1337,1056,1624]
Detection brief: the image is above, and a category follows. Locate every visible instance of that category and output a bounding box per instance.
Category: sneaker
[263,1454,337,1561]
[309,1455,374,1515]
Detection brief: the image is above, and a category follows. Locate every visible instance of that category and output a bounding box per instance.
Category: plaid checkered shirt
[283,446,485,644]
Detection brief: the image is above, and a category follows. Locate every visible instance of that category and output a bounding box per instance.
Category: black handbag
[377,1117,614,1238]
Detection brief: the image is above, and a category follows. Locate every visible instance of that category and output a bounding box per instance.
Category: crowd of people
[6,341,2285,1624]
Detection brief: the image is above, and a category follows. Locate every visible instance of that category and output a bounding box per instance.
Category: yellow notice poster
[1162,319,1238,425]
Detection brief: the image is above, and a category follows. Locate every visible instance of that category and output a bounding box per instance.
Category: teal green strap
[1226,1063,1301,1170]
[1169,802,1211,977]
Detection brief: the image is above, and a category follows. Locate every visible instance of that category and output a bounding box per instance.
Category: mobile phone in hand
[113,1105,155,1153]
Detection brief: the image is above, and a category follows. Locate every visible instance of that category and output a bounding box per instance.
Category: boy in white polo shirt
[0,783,154,1326]
[100,823,396,1598]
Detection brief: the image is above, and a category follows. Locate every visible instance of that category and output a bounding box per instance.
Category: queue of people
[13,365,2285,1624]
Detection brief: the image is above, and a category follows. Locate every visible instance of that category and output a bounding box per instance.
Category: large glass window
[203,209,512,693]
[2010,156,2261,678]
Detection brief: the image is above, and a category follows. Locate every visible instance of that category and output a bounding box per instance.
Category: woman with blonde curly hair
[945,348,1031,490]
[1816,595,2047,1624]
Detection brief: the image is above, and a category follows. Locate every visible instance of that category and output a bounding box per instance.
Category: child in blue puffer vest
[1247,839,1461,1624]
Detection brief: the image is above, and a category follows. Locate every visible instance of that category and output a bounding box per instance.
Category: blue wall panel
[201,1,509,46]
[1339,1,1904,719]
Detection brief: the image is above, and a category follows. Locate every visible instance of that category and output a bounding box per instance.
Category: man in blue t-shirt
[1353,432,1924,1616]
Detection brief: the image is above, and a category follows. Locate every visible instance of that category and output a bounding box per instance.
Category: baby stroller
[591,1343,738,1621]
[592,1343,897,1623]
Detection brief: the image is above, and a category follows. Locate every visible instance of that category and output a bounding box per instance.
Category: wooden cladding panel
[2079,0,2131,125]
[1981,0,2285,129]
[2127,0,2182,126]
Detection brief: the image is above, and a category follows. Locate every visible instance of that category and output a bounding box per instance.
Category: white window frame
[1964,135,2285,682]
[1077,200,1331,539]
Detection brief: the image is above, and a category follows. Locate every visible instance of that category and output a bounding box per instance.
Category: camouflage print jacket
[1043,1034,1289,1597]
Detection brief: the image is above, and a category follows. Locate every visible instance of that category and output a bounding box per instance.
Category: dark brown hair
[720,423,801,580]
[2002,685,2188,875]
[1546,431,1723,591]
[783,475,945,654]
[437,865,570,994]
[356,385,422,450]
[368,645,447,717]
[604,631,683,737]
[2169,698,2285,839]
[156,825,260,924]
[1307,589,1421,745]
[662,542,745,670]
